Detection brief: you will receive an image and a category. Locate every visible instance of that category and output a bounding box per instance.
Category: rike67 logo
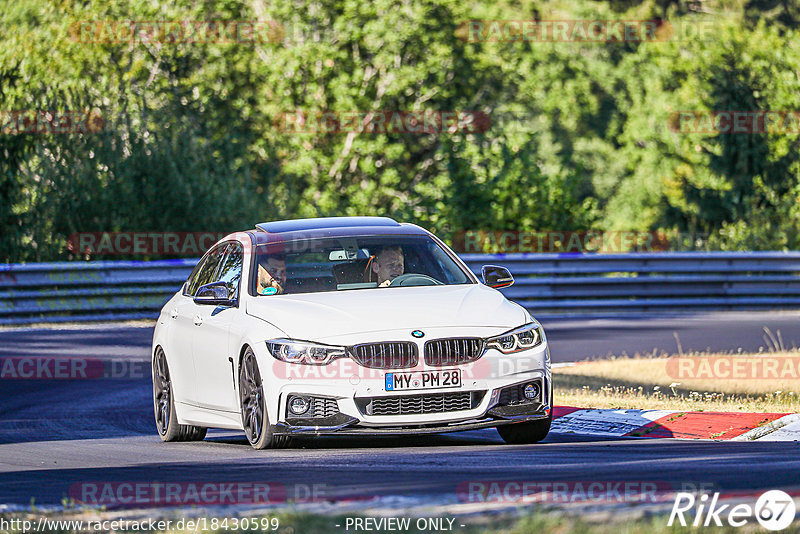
[669,490,796,530]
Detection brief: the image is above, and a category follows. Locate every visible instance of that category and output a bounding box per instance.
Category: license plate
[385,369,461,391]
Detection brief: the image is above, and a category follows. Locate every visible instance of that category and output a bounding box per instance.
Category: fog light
[523,383,540,400]
[289,396,310,415]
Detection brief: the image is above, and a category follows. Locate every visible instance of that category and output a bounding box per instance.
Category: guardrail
[0,260,197,325]
[461,252,800,315]
[2,252,800,324]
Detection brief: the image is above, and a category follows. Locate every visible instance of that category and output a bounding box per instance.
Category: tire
[497,413,552,444]
[152,347,207,442]
[239,347,291,449]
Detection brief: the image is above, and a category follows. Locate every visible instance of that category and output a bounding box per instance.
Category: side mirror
[194,282,235,306]
[481,265,514,289]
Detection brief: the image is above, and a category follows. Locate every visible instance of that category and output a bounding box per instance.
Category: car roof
[255,216,400,233]
[251,217,430,246]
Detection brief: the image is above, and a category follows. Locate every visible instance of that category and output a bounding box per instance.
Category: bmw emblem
[411,330,425,338]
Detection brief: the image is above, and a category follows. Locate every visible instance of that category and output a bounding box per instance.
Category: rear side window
[186,245,226,296]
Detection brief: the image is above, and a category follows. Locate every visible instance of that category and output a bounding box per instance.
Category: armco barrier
[0,260,197,325]
[460,252,800,315]
[2,252,800,324]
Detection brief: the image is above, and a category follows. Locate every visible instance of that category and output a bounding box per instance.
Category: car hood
[246,284,527,341]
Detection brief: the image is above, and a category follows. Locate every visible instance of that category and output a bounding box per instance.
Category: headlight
[486,323,543,354]
[267,339,348,365]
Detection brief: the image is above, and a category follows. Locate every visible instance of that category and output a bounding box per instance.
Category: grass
[555,349,800,412]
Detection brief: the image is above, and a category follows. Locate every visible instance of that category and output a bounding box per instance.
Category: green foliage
[745,0,800,30]
[1,0,799,261]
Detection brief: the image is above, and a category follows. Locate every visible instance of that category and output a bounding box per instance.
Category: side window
[216,243,243,300]
[183,260,205,296]
[187,245,226,296]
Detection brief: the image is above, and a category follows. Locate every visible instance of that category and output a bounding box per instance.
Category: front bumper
[255,327,552,437]
[271,376,552,437]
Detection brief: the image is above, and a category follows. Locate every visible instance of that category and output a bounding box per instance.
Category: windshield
[251,234,473,296]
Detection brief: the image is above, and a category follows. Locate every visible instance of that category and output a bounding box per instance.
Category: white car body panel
[244,284,528,341]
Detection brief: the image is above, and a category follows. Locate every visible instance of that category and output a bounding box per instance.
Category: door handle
[170,308,178,319]
[193,314,203,326]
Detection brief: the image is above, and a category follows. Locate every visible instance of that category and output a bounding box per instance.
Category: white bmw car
[151,217,552,448]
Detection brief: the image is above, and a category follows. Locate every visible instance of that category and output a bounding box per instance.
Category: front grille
[350,342,418,369]
[424,338,485,366]
[356,391,484,416]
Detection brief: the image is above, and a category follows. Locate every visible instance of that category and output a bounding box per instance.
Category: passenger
[371,246,404,287]
[257,254,287,295]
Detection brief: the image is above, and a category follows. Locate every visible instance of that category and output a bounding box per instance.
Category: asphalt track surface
[2,312,800,510]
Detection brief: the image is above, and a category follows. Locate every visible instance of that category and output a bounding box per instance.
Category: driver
[371,246,404,287]
[257,254,287,295]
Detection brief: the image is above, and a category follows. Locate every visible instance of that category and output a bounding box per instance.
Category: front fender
[230,312,289,425]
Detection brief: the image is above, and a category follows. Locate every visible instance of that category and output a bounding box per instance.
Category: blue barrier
[2,253,800,323]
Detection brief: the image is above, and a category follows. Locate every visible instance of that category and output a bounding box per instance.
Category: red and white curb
[551,406,800,441]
